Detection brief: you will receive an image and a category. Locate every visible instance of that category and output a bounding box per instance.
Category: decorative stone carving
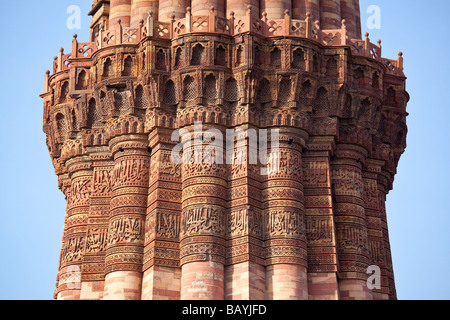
[41,0,408,301]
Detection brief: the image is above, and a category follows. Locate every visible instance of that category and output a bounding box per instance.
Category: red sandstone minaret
[41,0,408,300]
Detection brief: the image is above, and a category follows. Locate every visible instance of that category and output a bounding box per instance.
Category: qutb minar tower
[41,0,408,300]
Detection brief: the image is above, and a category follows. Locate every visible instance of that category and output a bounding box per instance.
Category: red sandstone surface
[41,0,408,300]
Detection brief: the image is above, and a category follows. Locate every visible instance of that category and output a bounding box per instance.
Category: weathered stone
[41,0,408,301]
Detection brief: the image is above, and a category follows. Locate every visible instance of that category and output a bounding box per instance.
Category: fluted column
[362,159,390,300]
[292,0,320,21]
[79,147,114,300]
[142,127,182,300]
[260,0,292,19]
[54,174,71,299]
[57,157,93,300]
[292,0,308,20]
[225,124,265,300]
[191,0,225,17]
[180,124,227,300]
[262,128,308,300]
[320,0,341,30]
[303,137,339,300]
[339,0,356,39]
[354,0,361,39]
[309,0,321,22]
[379,169,397,300]
[331,144,372,300]
[131,0,159,26]
[158,0,189,22]
[110,0,132,28]
[103,134,150,300]
[226,0,259,18]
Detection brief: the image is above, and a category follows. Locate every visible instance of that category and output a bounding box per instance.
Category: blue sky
[0,1,448,300]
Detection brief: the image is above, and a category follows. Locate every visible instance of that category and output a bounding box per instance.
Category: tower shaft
[42,0,408,300]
